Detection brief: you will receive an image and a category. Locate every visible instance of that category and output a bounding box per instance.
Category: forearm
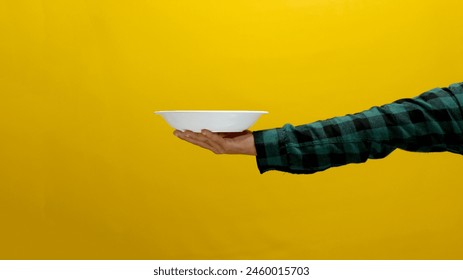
[253,83,463,174]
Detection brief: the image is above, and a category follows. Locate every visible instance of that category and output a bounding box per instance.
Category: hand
[173,129,257,156]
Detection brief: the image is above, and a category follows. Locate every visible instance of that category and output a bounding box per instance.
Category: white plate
[155,110,268,132]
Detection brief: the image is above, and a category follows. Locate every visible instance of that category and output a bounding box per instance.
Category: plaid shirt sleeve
[253,83,463,174]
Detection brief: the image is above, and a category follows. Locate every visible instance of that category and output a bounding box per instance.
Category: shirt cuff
[252,128,290,174]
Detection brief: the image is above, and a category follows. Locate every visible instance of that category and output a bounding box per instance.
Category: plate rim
[154,110,268,114]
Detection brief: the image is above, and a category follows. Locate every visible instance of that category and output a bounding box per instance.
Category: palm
[174,129,256,155]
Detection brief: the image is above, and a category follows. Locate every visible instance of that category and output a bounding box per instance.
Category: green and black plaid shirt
[253,83,463,174]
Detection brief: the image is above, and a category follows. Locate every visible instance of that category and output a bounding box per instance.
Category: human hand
[173,129,257,156]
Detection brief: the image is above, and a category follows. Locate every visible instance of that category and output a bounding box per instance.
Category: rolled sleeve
[253,128,289,174]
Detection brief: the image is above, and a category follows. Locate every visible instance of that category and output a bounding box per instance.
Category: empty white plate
[155,110,268,132]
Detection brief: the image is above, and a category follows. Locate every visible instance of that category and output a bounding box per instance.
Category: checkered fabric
[253,83,463,174]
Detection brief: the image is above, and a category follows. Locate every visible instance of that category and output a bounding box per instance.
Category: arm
[253,83,463,174]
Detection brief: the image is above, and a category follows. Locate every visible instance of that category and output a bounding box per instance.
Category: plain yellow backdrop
[1,0,462,259]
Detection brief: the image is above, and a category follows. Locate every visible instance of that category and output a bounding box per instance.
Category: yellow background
[1,0,462,259]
